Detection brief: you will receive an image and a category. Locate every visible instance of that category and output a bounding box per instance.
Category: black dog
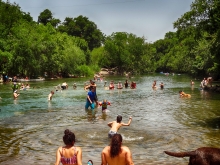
[164,147,220,165]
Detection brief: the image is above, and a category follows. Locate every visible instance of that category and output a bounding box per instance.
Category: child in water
[179,90,191,98]
[48,91,54,100]
[99,99,111,112]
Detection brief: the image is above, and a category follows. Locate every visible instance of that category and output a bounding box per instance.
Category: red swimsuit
[60,146,77,164]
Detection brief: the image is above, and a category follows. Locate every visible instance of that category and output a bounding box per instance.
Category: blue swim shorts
[85,101,95,110]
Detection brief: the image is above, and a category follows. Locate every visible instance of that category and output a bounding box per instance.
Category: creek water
[0,74,220,165]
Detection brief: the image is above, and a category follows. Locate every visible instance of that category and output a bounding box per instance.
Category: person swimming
[179,90,191,98]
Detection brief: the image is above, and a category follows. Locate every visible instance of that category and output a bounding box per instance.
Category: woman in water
[54,129,82,165]
[101,134,134,165]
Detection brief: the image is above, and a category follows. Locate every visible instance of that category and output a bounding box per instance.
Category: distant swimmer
[61,82,68,90]
[104,81,107,87]
[191,80,195,85]
[73,83,77,89]
[124,79,129,88]
[160,82,164,89]
[152,80,157,89]
[130,81,136,89]
[109,81,114,90]
[179,90,191,98]
[107,115,132,138]
[99,99,111,112]
[13,90,20,99]
[117,81,123,89]
[48,91,54,101]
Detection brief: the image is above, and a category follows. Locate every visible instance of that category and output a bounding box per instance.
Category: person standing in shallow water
[48,91,54,101]
[13,90,19,99]
[54,129,82,165]
[101,134,134,165]
[85,86,96,110]
[124,79,129,88]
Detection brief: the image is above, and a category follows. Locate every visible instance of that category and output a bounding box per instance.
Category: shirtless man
[107,115,132,138]
[48,91,54,101]
[101,134,134,165]
[152,80,157,89]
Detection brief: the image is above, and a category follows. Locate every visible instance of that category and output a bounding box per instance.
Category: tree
[58,15,104,51]
[173,0,220,77]
[38,9,53,25]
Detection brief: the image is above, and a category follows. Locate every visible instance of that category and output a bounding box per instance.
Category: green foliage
[103,32,156,74]
[173,0,220,77]
[57,15,104,50]
[75,65,93,77]
[38,9,61,28]
[38,9,53,25]
[1,0,220,79]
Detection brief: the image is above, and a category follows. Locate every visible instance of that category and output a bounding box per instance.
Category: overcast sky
[6,0,194,42]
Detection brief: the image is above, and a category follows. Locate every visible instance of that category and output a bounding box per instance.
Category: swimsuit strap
[61,146,76,155]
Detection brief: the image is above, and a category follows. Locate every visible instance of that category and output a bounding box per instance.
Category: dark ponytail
[110,134,122,158]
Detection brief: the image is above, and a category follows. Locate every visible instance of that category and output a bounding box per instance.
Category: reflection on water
[0,74,220,165]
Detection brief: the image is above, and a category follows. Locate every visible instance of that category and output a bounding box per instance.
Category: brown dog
[164,147,220,165]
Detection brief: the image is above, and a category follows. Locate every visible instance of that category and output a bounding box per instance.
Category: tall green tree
[58,15,104,51]
[38,9,61,27]
[174,0,220,77]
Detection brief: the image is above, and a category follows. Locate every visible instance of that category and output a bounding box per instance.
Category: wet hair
[179,90,183,93]
[110,134,122,158]
[116,115,122,123]
[63,129,75,146]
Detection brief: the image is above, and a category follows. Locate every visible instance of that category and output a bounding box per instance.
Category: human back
[110,121,123,132]
[101,134,134,165]
[54,129,82,165]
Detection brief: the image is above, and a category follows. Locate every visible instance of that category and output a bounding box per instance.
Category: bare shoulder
[57,146,63,152]
[76,146,82,152]
[121,146,131,152]
[102,146,110,153]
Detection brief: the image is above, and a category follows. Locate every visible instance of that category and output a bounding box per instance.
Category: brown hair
[63,129,75,146]
[116,115,122,123]
[110,134,122,158]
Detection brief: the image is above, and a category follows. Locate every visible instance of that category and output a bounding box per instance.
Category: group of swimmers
[152,80,164,89]
[54,115,133,165]
[11,82,29,99]
[107,80,136,90]
[151,80,193,97]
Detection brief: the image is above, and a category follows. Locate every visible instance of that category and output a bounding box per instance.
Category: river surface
[0,74,220,165]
